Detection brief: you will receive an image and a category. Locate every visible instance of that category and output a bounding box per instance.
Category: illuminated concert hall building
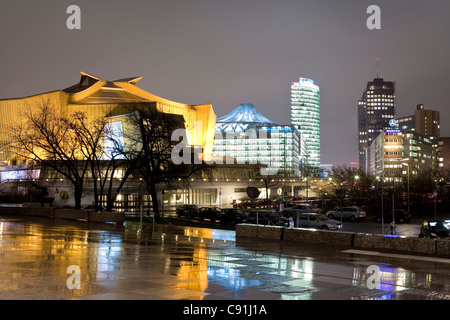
[0,71,217,165]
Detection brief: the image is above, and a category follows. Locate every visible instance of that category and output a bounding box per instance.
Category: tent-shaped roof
[216,103,276,125]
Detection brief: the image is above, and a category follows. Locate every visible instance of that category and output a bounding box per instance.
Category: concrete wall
[235,223,284,240]
[353,233,436,256]
[284,227,355,247]
[0,206,125,223]
[236,224,450,258]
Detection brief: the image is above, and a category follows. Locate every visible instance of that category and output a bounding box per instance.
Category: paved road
[339,219,422,237]
[0,216,448,302]
[147,210,425,237]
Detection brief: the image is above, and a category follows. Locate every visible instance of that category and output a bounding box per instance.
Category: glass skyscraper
[290,77,320,171]
[358,78,396,173]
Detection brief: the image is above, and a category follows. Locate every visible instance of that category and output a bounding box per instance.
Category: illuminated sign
[385,129,401,134]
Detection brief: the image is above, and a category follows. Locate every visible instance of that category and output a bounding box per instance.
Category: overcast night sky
[0,0,449,166]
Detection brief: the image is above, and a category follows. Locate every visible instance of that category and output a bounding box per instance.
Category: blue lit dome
[216,103,276,125]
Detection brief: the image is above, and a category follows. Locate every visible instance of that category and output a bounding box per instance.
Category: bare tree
[122,104,209,215]
[9,100,91,209]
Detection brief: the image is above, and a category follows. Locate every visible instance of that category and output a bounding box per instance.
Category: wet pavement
[0,216,449,300]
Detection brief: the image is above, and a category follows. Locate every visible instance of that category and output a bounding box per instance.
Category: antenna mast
[376,57,379,78]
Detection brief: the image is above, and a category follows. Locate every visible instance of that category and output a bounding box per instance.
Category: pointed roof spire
[216,103,276,124]
[114,76,143,85]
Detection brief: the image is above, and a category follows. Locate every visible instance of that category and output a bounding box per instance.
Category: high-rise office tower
[358,77,396,173]
[291,77,320,171]
[415,104,440,142]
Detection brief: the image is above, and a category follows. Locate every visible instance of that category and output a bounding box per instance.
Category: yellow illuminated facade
[0,71,216,164]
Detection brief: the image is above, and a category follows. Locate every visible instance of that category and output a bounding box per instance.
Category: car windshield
[315,214,330,221]
[252,211,278,218]
[429,220,450,229]
[265,212,280,218]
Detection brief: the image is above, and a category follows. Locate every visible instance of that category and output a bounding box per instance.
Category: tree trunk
[149,183,159,215]
[74,181,83,210]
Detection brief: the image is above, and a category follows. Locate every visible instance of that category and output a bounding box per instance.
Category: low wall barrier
[235,224,284,240]
[284,227,355,247]
[0,206,125,223]
[236,224,450,258]
[353,233,437,256]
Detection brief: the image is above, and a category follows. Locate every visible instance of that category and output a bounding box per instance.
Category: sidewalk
[0,217,449,300]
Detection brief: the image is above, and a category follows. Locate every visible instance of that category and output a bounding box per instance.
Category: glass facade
[358,78,396,173]
[213,104,301,177]
[290,77,320,170]
[213,126,301,177]
[368,129,435,182]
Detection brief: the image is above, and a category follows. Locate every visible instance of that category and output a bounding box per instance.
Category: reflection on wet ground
[0,217,449,300]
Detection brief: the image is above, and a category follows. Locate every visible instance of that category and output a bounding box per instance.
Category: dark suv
[198,207,222,223]
[247,210,289,226]
[176,205,199,219]
[374,209,411,224]
[419,219,450,238]
[220,208,247,226]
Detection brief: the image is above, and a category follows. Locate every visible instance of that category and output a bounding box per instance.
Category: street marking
[342,249,450,264]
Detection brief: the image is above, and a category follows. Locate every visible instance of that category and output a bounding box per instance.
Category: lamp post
[402,163,410,217]
[434,179,438,219]
[376,175,384,234]
[302,154,310,201]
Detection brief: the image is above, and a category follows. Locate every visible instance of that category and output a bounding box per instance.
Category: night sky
[1,0,449,166]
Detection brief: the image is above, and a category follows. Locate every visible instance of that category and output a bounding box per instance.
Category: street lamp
[376,175,385,234]
[434,179,438,219]
[302,154,310,201]
[353,175,360,192]
[402,163,410,217]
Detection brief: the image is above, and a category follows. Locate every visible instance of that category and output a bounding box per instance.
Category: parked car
[254,199,273,208]
[296,213,341,231]
[272,199,296,210]
[247,210,289,226]
[176,204,199,219]
[419,219,450,238]
[282,204,320,217]
[220,208,247,226]
[326,206,366,221]
[198,207,222,223]
[233,199,255,209]
[374,209,411,224]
